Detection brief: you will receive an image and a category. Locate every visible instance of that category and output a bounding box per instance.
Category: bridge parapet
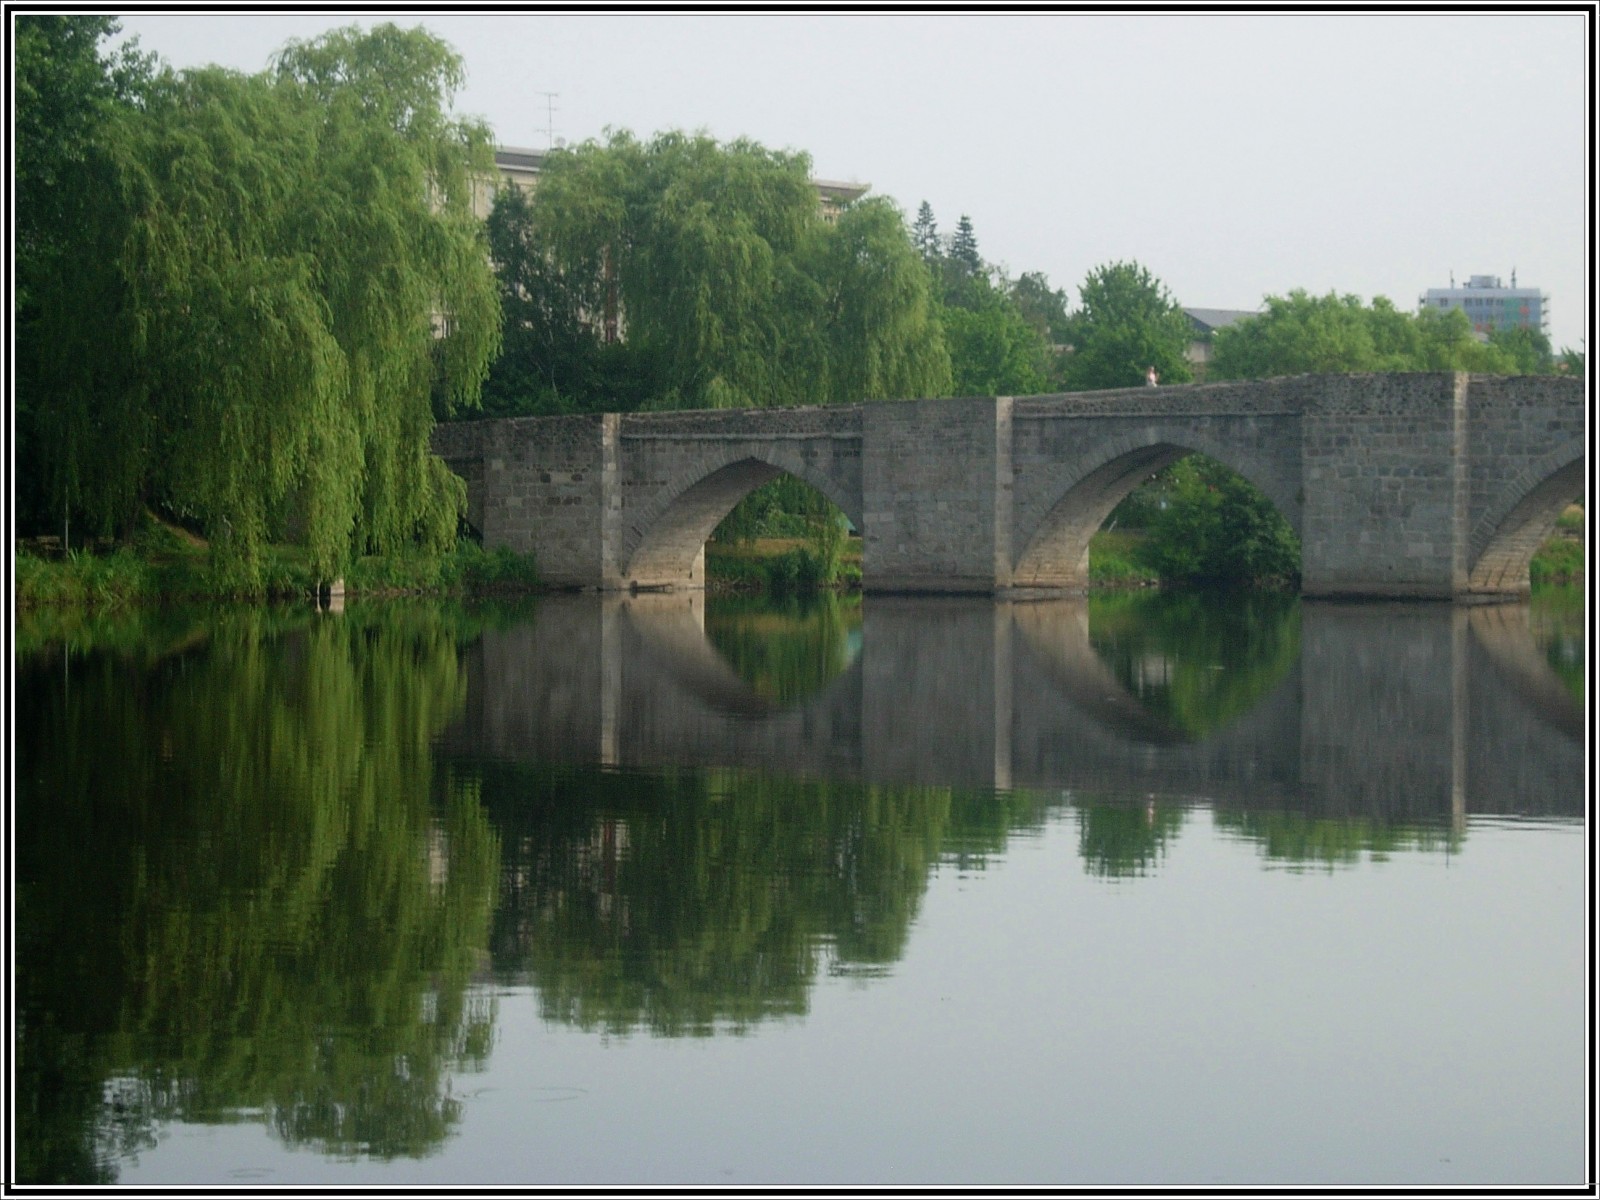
[1012,376,1317,420]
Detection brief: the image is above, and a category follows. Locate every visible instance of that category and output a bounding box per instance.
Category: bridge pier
[1299,374,1470,599]
[861,397,1015,593]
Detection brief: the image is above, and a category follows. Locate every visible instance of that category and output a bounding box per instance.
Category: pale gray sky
[111,9,1593,352]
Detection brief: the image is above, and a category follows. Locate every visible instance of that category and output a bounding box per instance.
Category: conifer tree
[911,200,941,265]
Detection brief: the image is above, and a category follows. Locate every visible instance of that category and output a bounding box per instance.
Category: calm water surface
[12,589,1588,1186]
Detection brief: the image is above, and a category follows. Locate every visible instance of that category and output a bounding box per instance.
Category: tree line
[15,18,1582,590]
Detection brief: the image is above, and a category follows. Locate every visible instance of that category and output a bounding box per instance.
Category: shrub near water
[1137,457,1300,588]
[1530,538,1583,588]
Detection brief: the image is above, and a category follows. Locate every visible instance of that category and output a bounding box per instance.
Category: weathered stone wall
[1300,374,1470,598]
[861,397,1012,592]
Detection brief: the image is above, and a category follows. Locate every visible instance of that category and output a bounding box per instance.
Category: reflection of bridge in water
[439,595,1583,822]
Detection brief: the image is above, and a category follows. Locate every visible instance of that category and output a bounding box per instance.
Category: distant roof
[813,179,870,203]
[1184,307,1260,334]
[495,147,547,172]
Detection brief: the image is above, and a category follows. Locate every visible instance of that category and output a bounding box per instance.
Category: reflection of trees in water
[1074,798,1188,878]
[702,592,862,706]
[17,593,1538,1180]
[1087,590,1300,737]
[1528,585,1584,703]
[14,605,499,1182]
[1212,809,1462,869]
[473,761,953,1035]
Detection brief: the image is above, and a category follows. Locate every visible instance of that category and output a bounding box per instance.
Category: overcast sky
[110,8,1592,352]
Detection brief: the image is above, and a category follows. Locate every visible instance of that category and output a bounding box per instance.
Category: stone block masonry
[861,397,1013,592]
[431,373,1584,599]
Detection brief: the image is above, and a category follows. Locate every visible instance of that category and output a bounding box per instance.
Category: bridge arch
[1010,431,1301,589]
[623,445,864,588]
[1467,448,1585,594]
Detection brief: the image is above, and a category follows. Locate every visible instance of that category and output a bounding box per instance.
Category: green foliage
[12,16,154,310]
[1087,589,1302,738]
[1075,798,1188,878]
[1062,260,1193,390]
[13,547,151,610]
[705,592,862,705]
[486,130,949,416]
[1487,324,1554,374]
[1207,289,1553,379]
[1529,585,1584,702]
[947,214,982,282]
[712,475,851,589]
[939,281,1051,396]
[472,759,954,1035]
[818,196,953,402]
[1211,809,1462,870]
[1554,346,1585,381]
[911,200,940,264]
[1529,536,1583,587]
[1087,530,1160,585]
[1007,270,1074,348]
[479,178,619,415]
[16,533,537,609]
[1137,456,1300,587]
[912,205,1059,394]
[17,23,500,594]
[705,533,858,595]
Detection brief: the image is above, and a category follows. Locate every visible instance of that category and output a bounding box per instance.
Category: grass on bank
[15,512,538,610]
[706,535,863,593]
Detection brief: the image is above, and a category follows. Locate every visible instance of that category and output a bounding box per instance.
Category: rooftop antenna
[1449,269,1455,288]
[1511,267,1517,288]
[536,91,560,150]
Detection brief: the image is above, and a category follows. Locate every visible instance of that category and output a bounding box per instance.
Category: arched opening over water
[1012,442,1301,590]
[1468,453,1584,595]
[624,457,861,590]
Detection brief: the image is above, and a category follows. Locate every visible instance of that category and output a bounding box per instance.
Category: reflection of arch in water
[1011,437,1299,590]
[1010,600,1192,745]
[1468,451,1584,595]
[1467,602,1583,740]
[618,591,862,720]
[1006,598,1304,804]
[624,450,863,589]
[1011,595,1303,747]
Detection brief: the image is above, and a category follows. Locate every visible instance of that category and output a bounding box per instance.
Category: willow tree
[18,24,499,589]
[500,129,949,413]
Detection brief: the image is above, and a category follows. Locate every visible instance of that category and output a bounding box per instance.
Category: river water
[12,588,1588,1186]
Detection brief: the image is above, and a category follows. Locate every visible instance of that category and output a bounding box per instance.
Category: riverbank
[14,513,539,611]
[15,511,1583,610]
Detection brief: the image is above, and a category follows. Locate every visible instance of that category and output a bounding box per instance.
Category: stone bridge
[431,372,1585,599]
